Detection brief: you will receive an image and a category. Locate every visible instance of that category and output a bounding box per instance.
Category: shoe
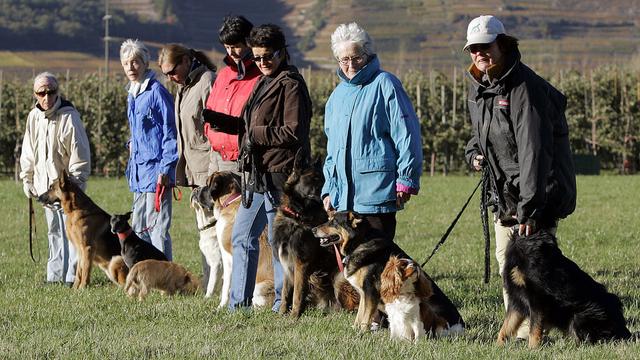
[64,282,74,288]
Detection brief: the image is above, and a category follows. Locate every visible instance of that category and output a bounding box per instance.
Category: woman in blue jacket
[120,39,178,260]
[322,23,423,328]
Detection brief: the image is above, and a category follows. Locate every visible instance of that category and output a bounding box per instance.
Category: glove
[23,182,36,199]
[202,109,223,129]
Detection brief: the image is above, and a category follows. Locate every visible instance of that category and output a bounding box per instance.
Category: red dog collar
[117,229,132,240]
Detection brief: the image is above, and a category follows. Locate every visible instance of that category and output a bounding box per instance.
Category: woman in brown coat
[203,24,312,311]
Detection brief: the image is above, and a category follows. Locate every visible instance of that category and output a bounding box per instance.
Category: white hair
[120,39,150,65]
[330,22,374,59]
[33,72,58,92]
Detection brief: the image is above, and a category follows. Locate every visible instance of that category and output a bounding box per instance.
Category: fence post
[0,70,3,126]
[452,66,457,125]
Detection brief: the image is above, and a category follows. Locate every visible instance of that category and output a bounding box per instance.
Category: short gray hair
[33,72,58,93]
[330,22,374,59]
[120,39,150,65]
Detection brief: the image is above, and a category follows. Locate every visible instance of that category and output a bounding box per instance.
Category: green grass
[0,176,638,358]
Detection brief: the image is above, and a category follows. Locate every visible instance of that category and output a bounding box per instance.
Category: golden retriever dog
[380,257,451,341]
[192,171,274,308]
[124,259,200,301]
[38,172,128,288]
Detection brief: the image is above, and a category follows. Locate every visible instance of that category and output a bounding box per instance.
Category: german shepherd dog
[312,211,465,332]
[38,173,128,288]
[274,158,358,318]
[192,171,274,308]
[110,212,168,269]
[497,230,632,348]
[124,259,201,301]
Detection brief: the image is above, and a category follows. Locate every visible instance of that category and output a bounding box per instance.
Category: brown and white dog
[192,171,274,308]
[124,259,200,301]
[380,256,450,341]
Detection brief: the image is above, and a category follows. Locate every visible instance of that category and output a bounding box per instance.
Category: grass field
[0,176,638,359]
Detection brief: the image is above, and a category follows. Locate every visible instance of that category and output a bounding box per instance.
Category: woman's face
[252,47,284,77]
[34,84,58,111]
[121,56,147,82]
[337,43,368,80]
[469,41,503,73]
[224,42,251,62]
[161,55,189,85]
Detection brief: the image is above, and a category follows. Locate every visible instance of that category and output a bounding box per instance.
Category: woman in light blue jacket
[322,21,423,330]
[121,39,178,260]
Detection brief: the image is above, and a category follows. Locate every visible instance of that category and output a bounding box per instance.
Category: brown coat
[241,65,312,174]
[175,65,216,187]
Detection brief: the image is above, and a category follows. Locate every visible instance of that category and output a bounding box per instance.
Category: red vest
[204,58,260,161]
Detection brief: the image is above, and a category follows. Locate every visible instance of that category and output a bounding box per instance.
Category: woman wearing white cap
[463,15,576,341]
[20,72,91,285]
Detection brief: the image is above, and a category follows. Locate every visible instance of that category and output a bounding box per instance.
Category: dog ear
[380,257,402,302]
[348,211,363,228]
[415,270,433,299]
[125,211,132,220]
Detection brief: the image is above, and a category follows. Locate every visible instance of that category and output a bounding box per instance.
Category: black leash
[421,167,492,284]
[28,198,39,263]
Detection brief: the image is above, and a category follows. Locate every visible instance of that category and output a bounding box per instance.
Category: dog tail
[107,256,128,287]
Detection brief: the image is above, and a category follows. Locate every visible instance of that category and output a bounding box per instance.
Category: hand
[157,173,168,186]
[323,196,334,214]
[23,183,36,199]
[396,191,411,207]
[473,154,485,171]
[518,219,537,237]
[202,109,222,128]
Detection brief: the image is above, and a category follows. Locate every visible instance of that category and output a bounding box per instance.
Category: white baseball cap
[463,15,505,51]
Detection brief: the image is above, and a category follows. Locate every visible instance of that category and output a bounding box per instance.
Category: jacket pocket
[355,158,396,205]
[136,110,161,163]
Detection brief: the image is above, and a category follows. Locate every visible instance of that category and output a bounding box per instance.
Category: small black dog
[110,212,168,269]
[498,230,632,347]
[273,155,354,318]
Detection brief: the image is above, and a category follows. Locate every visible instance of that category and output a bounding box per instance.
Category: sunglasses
[163,62,180,76]
[252,49,281,63]
[35,89,57,97]
[468,43,493,53]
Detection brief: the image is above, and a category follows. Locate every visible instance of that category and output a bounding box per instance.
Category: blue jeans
[44,206,77,283]
[131,191,173,260]
[228,191,283,311]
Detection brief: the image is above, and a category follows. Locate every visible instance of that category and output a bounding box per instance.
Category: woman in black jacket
[463,15,577,340]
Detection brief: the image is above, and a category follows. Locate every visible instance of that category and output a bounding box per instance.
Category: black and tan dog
[110,212,168,269]
[497,230,632,348]
[38,173,128,288]
[273,157,358,317]
[312,211,464,332]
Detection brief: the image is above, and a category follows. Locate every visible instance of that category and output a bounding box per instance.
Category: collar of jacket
[466,48,521,94]
[251,64,301,103]
[223,54,257,71]
[36,96,62,119]
[125,70,156,97]
[183,63,207,88]
[337,55,381,86]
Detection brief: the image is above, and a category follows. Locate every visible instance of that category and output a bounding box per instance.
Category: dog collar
[198,219,217,232]
[281,206,301,220]
[117,229,132,240]
[222,193,241,208]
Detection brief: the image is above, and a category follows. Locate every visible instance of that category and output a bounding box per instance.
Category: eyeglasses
[163,62,180,77]
[338,54,366,66]
[252,49,281,63]
[35,89,57,97]
[468,43,493,53]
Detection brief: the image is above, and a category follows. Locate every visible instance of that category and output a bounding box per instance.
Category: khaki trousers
[494,219,556,339]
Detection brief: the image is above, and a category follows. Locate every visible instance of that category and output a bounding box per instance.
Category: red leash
[333,244,344,272]
[154,183,166,212]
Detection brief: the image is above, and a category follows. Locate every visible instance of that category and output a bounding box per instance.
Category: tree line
[0,65,638,178]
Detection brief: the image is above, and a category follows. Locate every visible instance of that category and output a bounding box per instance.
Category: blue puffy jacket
[125,73,178,193]
[322,56,423,214]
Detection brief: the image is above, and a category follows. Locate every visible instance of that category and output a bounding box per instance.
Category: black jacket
[465,49,576,226]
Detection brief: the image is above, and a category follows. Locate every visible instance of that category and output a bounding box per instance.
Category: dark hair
[158,43,217,72]
[219,15,253,45]
[247,24,286,50]
[495,34,519,55]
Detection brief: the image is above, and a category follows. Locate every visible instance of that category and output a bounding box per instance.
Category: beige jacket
[19,97,91,195]
[174,64,215,187]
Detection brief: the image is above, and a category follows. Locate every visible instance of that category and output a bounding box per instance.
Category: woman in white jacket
[19,72,91,285]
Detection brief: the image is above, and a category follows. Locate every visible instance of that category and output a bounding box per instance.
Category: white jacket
[19,97,91,196]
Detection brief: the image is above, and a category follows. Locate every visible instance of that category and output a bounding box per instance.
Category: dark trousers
[363,212,397,243]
